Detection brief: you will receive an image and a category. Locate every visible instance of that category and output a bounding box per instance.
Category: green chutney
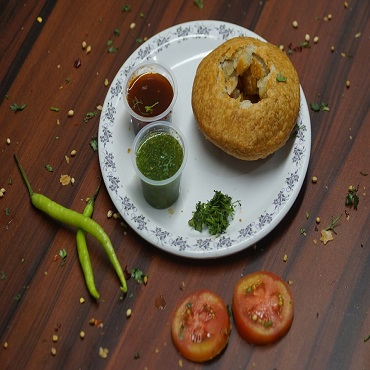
[136,132,184,181]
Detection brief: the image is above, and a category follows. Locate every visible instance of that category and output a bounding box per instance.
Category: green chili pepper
[76,179,102,300]
[14,155,127,294]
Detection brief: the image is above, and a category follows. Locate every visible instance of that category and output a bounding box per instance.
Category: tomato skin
[171,290,231,362]
[232,271,294,345]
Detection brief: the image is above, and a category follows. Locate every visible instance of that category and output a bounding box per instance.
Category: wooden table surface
[1,1,369,369]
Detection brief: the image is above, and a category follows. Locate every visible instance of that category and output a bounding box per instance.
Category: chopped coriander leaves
[310,102,330,112]
[84,111,97,123]
[345,185,359,210]
[0,271,6,280]
[50,107,60,112]
[188,190,240,235]
[90,137,98,151]
[122,5,131,12]
[114,28,120,37]
[276,72,287,82]
[45,164,53,172]
[194,0,204,9]
[59,248,67,266]
[131,268,149,284]
[10,103,27,112]
[365,334,370,343]
[4,208,10,216]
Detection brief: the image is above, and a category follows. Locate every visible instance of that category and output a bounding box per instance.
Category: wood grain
[0,0,369,369]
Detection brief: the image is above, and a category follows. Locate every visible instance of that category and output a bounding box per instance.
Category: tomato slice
[232,271,294,345]
[171,290,231,362]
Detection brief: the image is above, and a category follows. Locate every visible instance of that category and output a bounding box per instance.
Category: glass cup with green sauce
[124,61,178,135]
[131,122,187,209]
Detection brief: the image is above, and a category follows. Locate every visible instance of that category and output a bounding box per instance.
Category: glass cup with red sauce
[124,61,178,134]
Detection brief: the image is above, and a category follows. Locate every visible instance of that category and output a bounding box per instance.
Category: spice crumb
[331,46,335,52]
[313,36,319,44]
[52,334,58,342]
[99,347,109,359]
[283,254,288,262]
[80,297,85,304]
[3,341,8,349]
[51,347,57,356]
[312,176,318,183]
[304,34,310,42]
[107,210,113,218]
[126,308,132,318]
[6,138,11,145]
[346,80,350,88]
[67,110,74,117]
[60,174,71,186]
[80,331,85,339]
[130,22,136,29]
[86,45,92,54]
[104,78,109,86]
[355,32,361,38]
[70,149,77,156]
[344,1,348,8]
[82,41,87,49]
[292,20,298,29]
[37,16,42,23]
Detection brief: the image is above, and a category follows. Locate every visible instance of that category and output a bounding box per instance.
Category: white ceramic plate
[98,20,311,259]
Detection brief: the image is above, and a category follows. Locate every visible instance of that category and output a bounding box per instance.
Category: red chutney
[127,72,173,118]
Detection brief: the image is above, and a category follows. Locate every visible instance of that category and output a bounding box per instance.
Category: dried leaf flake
[320,229,334,245]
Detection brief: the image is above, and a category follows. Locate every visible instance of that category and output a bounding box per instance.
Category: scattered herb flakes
[365,334,370,343]
[45,164,53,172]
[122,5,131,12]
[4,208,10,216]
[14,293,22,301]
[360,171,368,176]
[345,185,359,210]
[114,28,120,37]
[10,103,27,112]
[194,0,204,9]
[108,46,118,53]
[89,137,98,152]
[276,72,287,82]
[65,77,71,84]
[107,39,113,46]
[189,190,240,235]
[300,228,307,235]
[0,271,6,280]
[133,352,140,359]
[50,107,60,112]
[59,248,67,266]
[135,38,144,44]
[8,178,13,185]
[131,268,149,285]
[310,102,330,112]
[84,111,97,123]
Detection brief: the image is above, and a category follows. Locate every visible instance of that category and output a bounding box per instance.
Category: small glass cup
[131,122,187,209]
[124,61,178,135]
